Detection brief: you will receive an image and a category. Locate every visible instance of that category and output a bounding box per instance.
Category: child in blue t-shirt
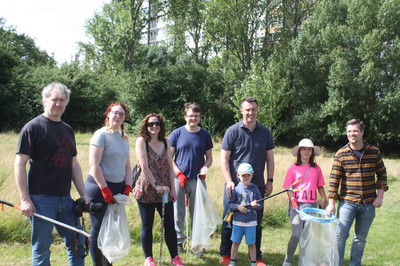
[228,163,262,266]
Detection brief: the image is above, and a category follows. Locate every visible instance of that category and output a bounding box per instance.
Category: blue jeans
[30,195,85,266]
[336,201,375,266]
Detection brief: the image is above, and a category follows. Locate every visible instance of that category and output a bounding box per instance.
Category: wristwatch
[267,178,274,183]
[153,181,159,187]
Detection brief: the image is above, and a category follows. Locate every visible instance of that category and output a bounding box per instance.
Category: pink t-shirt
[283,163,325,203]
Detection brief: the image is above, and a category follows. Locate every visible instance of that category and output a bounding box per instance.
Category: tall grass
[0,132,399,265]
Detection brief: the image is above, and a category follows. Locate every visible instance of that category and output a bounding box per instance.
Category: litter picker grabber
[378,198,400,218]
[0,199,91,238]
[159,190,169,266]
[184,181,189,254]
[223,179,303,222]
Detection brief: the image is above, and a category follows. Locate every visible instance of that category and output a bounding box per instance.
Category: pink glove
[177,171,187,188]
[100,187,115,204]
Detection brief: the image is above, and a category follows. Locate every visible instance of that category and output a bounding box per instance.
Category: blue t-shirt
[169,126,213,180]
[16,115,77,196]
[221,120,275,188]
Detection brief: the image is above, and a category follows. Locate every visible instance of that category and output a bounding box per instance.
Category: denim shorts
[231,224,256,245]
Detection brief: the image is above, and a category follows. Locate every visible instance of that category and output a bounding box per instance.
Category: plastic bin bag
[191,178,222,253]
[298,208,339,266]
[98,194,133,263]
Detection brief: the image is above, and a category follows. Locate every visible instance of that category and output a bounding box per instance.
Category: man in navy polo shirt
[219,97,275,266]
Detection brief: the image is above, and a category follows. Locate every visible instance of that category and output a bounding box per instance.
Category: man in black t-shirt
[14,82,89,266]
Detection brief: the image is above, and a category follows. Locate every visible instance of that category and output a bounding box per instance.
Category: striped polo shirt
[328,142,388,205]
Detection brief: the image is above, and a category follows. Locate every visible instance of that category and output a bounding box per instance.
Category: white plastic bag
[191,178,222,253]
[298,208,339,266]
[98,194,133,263]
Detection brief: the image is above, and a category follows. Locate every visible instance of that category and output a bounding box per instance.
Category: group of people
[14,82,388,266]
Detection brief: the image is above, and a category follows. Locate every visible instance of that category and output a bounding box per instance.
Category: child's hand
[238,204,248,214]
[319,198,327,209]
[251,200,258,208]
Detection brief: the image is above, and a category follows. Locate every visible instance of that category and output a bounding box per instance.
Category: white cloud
[0,0,107,64]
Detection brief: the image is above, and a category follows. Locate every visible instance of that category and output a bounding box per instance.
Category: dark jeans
[85,174,125,262]
[137,200,178,259]
[220,183,265,260]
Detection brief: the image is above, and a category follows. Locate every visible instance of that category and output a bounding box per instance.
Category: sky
[1,0,108,64]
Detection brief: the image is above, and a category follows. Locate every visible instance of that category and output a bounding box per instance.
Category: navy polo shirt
[221,120,275,188]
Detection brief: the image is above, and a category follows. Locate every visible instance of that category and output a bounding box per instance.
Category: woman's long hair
[295,147,316,167]
[137,113,166,142]
[104,103,129,139]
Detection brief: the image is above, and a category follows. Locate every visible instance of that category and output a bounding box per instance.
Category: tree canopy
[1,0,399,154]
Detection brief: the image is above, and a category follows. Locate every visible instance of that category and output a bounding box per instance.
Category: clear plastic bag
[298,208,339,266]
[191,178,222,253]
[98,194,133,263]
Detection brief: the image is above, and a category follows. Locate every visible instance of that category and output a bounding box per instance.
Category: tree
[79,0,168,72]
[117,46,232,135]
[206,0,274,71]
[233,55,293,133]
[269,0,400,151]
[166,0,212,65]
[0,18,56,130]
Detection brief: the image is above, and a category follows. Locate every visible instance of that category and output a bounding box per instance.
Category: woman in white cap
[282,139,327,266]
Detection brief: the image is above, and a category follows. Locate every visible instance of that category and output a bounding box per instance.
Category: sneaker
[171,255,184,266]
[144,257,156,266]
[177,243,183,255]
[282,263,292,266]
[256,259,267,266]
[220,255,230,265]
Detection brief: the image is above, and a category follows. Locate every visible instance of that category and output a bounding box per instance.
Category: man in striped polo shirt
[327,119,388,266]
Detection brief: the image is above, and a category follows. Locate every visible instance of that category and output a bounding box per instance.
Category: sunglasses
[147,121,161,127]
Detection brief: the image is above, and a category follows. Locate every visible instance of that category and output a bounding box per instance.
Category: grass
[0,132,399,265]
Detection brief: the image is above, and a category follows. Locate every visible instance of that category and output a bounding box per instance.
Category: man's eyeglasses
[186,115,201,119]
[110,110,126,117]
[147,121,161,127]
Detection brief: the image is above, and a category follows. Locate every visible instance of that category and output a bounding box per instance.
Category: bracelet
[267,178,274,183]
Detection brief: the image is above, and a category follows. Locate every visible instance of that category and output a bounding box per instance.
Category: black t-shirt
[16,115,77,196]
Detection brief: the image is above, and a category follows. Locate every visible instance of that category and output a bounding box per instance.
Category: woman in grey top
[85,103,131,266]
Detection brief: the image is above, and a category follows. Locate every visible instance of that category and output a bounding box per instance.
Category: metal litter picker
[1,199,90,238]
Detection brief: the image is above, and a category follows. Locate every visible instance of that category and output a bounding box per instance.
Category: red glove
[291,198,299,211]
[123,185,131,197]
[177,171,188,188]
[100,187,115,204]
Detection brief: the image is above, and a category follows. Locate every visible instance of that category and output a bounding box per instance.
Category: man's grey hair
[42,82,71,106]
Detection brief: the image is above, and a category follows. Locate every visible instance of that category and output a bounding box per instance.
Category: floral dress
[133,143,171,203]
